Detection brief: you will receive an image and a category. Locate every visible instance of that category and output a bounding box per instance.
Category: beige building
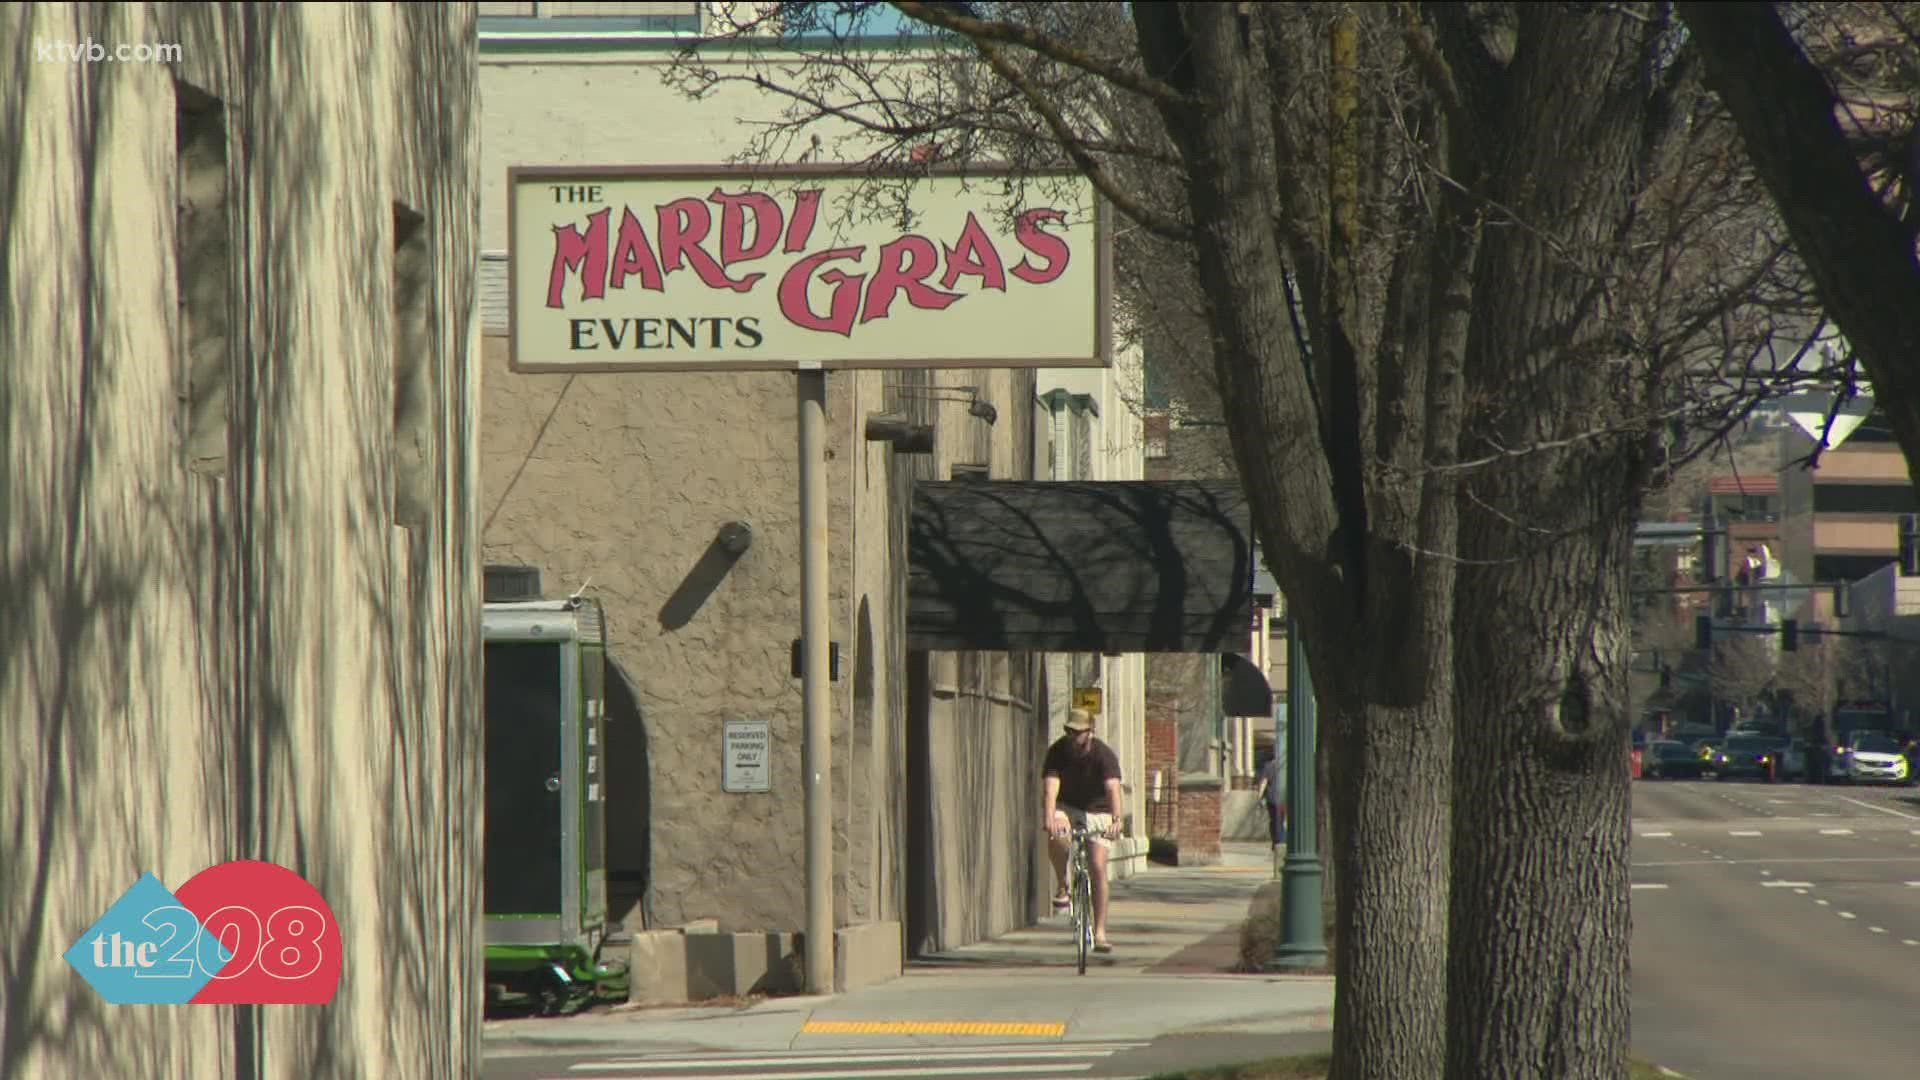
[476,7,1152,990]
[1778,411,1917,588]
[2,4,482,1079]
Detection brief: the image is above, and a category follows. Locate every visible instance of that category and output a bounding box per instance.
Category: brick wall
[1176,779,1223,865]
[1145,690,1180,838]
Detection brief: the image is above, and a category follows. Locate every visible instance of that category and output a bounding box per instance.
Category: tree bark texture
[1445,8,1661,1078]
[1134,6,1462,1076]
[1320,695,1452,1080]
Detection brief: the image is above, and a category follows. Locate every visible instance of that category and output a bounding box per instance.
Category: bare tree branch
[888,1,1202,108]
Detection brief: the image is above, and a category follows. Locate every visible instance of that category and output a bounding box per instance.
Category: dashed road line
[1838,795,1919,820]
[1762,880,1815,888]
[1630,883,1669,891]
[1819,828,1856,836]
[1728,830,1763,837]
[1639,831,1673,838]
[1839,911,1858,920]
[1871,927,1888,934]
[1816,899,1832,906]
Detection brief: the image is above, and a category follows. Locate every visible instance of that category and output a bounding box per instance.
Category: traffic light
[1782,618,1799,652]
[1699,515,1721,581]
[1695,613,1712,651]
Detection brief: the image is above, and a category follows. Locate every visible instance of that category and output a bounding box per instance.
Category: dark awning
[908,480,1256,653]
[1221,654,1274,716]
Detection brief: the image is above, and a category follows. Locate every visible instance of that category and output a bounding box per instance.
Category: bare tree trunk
[1131,7,1457,1075]
[1449,510,1637,1080]
[1441,8,1658,1075]
[1322,696,1451,1080]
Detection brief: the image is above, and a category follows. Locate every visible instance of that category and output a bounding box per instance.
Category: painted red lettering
[709,189,783,285]
[656,198,753,293]
[782,189,822,253]
[1010,208,1070,285]
[777,247,867,336]
[545,208,610,308]
[939,212,1007,292]
[862,236,963,323]
[608,207,664,292]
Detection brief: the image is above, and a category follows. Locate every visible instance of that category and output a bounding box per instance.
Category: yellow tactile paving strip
[800,1020,1067,1037]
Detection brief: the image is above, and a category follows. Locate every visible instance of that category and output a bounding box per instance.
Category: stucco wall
[2,4,481,1077]
[479,339,899,931]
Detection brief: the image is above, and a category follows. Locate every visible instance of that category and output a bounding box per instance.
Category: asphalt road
[1631,776,1920,1080]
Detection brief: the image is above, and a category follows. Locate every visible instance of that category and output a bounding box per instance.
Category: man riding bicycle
[1042,708,1124,953]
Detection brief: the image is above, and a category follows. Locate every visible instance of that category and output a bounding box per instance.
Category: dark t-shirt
[1043,736,1123,814]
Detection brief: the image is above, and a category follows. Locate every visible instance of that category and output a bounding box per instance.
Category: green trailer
[482,596,628,1013]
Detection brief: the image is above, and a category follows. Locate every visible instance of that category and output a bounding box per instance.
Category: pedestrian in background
[1252,754,1286,850]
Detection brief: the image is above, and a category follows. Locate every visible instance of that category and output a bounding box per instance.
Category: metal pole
[798,369,834,994]
[1269,607,1325,970]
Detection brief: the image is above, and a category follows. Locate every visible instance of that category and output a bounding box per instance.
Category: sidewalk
[483,842,1333,1059]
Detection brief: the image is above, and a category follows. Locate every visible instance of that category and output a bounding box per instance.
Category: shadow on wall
[2,4,481,1079]
[604,656,653,930]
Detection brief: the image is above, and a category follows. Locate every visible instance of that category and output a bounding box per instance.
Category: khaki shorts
[1059,806,1115,850]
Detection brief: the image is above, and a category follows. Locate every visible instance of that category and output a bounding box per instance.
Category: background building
[2,4,482,1077]
[474,8,1150,997]
[1779,408,1918,586]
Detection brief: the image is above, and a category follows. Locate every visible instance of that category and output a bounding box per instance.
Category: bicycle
[1064,823,1095,975]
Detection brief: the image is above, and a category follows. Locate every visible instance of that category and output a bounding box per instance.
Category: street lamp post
[1269,608,1326,971]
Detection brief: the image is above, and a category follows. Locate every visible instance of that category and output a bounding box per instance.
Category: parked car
[1836,733,1912,785]
[1772,737,1809,781]
[1643,740,1707,780]
[1711,735,1788,781]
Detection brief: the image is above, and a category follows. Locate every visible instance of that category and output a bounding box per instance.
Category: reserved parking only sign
[723,719,772,793]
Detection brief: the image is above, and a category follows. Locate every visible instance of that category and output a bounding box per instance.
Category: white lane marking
[1639,831,1674,838]
[1631,883,1669,890]
[1759,869,1772,876]
[1819,829,1856,835]
[1796,889,1810,895]
[1838,795,1919,820]
[1762,881,1815,888]
[1905,940,1920,947]
[1816,899,1832,906]
[1729,830,1763,837]
[1905,881,1920,887]
[1871,927,1888,934]
[1839,911,1858,920]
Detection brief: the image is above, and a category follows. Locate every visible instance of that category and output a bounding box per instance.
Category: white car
[1837,733,1911,785]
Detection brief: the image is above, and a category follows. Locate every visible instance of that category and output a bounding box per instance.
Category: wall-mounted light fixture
[888,384,998,426]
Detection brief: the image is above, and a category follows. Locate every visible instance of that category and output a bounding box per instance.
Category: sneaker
[1093,939,1113,953]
